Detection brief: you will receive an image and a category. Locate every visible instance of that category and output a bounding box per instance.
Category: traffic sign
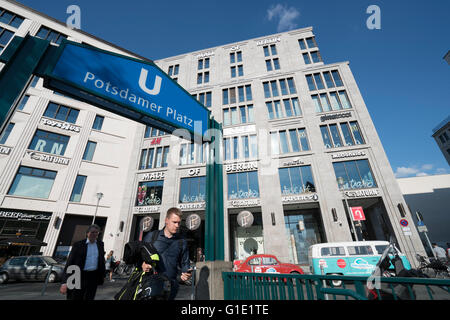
[417,225,428,233]
[42,40,210,138]
[350,206,366,221]
[400,219,408,227]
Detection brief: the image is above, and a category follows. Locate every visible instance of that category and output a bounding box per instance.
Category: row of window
[171,36,323,85]
[306,70,344,91]
[7,157,377,205]
[0,7,24,28]
[136,121,366,166]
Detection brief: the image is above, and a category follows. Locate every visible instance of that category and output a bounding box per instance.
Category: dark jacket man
[60,225,106,300]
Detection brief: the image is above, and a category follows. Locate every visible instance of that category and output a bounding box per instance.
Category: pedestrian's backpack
[114,231,170,300]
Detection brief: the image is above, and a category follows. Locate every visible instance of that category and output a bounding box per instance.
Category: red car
[233,254,304,275]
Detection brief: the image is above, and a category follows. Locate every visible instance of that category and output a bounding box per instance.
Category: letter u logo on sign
[138,68,162,95]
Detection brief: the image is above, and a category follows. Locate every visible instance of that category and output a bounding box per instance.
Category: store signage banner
[44,41,210,137]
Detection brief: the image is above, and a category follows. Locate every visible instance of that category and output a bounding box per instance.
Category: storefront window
[179,177,206,203]
[136,180,163,206]
[333,159,377,190]
[227,171,259,199]
[279,166,316,195]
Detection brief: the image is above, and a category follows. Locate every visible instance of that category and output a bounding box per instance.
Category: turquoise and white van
[308,241,411,285]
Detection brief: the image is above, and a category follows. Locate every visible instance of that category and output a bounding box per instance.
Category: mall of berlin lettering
[320,112,352,122]
[142,172,165,181]
[282,193,319,202]
[345,189,379,197]
[225,162,258,173]
[0,210,51,221]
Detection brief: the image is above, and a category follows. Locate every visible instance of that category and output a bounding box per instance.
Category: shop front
[0,208,52,264]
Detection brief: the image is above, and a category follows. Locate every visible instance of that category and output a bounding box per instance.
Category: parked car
[0,255,65,284]
[233,254,305,275]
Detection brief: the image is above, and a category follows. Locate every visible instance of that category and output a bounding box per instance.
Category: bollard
[320,264,329,300]
[41,264,54,296]
[191,265,197,300]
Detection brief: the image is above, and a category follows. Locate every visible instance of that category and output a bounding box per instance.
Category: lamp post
[92,192,103,225]
[337,177,358,241]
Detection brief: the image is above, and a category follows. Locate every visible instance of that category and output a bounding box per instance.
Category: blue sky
[17,0,450,178]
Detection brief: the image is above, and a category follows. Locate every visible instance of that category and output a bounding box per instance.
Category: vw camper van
[308,241,411,285]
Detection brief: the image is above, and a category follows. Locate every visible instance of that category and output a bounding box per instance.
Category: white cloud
[267,4,300,32]
[415,172,428,177]
[421,164,433,171]
[436,168,449,175]
[395,166,420,178]
[394,164,448,178]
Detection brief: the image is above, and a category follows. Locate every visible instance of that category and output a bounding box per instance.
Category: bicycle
[416,254,450,279]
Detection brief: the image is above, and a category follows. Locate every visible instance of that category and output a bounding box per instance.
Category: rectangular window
[222,89,229,105]
[228,171,259,199]
[289,129,300,152]
[279,165,316,195]
[270,81,279,97]
[8,166,57,199]
[320,126,333,149]
[245,85,252,101]
[270,132,279,155]
[180,176,206,203]
[43,102,79,124]
[0,27,14,53]
[279,130,290,153]
[263,46,270,57]
[332,70,343,87]
[313,73,325,90]
[92,115,104,130]
[35,26,66,44]
[263,82,271,98]
[323,72,335,88]
[338,91,351,109]
[17,95,30,111]
[329,124,343,147]
[29,129,70,156]
[340,123,354,146]
[319,94,331,112]
[298,39,306,50]
[312,95,322,112]
[303,53,311,65]
[349,121,365,144]
[238,65,244,77]
[333,159,377,190]
[0,9,24,28]
[82,141,97,161]
[310,51,321,63]
[329,92,342,110]
[273,58,280,70]
[69,175,87,202]
[265,60,273,71]
[231,66,236,78]
[306,37,317,48]
[136,180,163,206]
[306,75,316,91]
[287,78,297,94]
[0,122,14,145]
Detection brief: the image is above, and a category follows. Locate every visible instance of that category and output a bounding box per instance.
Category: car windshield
[42,257,58,264]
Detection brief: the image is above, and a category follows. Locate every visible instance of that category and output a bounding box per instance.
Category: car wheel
[0,273,9,284]
[290,271,305,284]
[47,272,57,283]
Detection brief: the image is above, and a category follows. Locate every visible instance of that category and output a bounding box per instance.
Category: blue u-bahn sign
[42,40,210,138]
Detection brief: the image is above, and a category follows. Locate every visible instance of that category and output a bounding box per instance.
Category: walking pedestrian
[142,207,192,300]
[432,243,447,263]
[59,224,106,300]
[105,250,116,282]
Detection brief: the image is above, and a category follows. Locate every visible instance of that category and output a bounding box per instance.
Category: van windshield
[375,245,388,254]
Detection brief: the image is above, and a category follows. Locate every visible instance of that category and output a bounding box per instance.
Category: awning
[0,237,47,247]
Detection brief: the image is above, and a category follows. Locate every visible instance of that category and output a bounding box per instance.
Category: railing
[222,272,450,300]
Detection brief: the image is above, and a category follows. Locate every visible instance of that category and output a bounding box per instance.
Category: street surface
[0,275,193,300]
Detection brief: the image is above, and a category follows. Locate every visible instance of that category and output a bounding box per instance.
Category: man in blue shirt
[142,207,191,300]
[60,224,106,300]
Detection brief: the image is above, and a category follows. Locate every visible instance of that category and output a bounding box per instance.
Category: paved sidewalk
[0,277,193,300]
